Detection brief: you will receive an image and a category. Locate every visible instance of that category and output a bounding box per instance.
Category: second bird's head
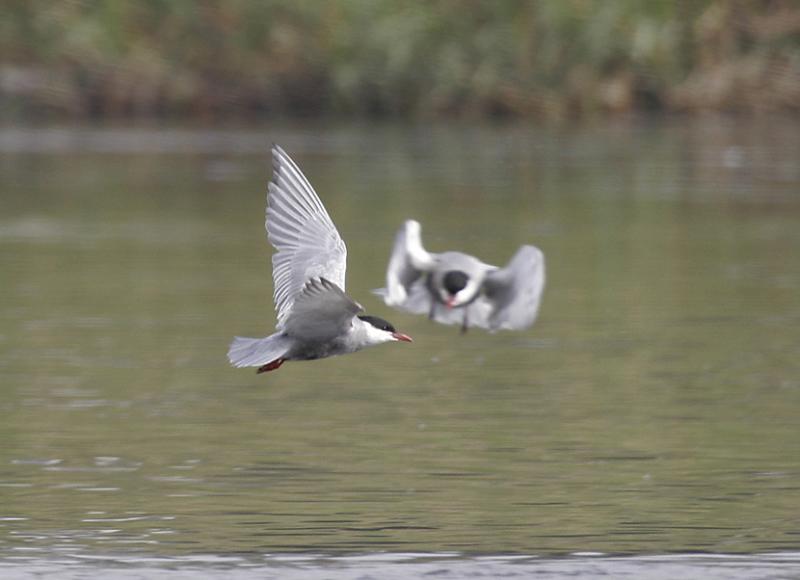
[440,270,473,308]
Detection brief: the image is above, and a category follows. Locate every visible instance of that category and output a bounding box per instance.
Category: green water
[0,119,799,560]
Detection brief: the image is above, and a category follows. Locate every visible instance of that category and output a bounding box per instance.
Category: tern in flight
[375,220,545,333]
[228,146,412,373]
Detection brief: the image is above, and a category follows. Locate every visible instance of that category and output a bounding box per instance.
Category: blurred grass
[1,0,799,120]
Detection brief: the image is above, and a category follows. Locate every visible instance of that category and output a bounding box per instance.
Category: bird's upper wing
[267,145,347,329]
[378,220,436,307]
[283,277,363,341]
[482,245,545,331]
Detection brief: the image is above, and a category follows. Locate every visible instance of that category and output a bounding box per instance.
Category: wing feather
[482,245,545,331]
[284,277,363,340]
[376,220,436,307]
[266,145,347,329]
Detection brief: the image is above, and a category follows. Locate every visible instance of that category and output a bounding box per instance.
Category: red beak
[445,297,456,309]
[392,332,413,343]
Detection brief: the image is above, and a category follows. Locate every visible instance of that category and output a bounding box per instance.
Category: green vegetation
[2,0,798,119]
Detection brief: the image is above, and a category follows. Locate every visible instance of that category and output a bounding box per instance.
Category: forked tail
[227,334,290,368]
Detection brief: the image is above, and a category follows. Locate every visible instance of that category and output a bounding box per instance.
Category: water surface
[1,119,799,574]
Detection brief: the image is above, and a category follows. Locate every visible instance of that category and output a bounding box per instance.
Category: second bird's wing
[482,245,545,331]
[376,220,436,308]
[283,278,363,341]
[267,145,348,329]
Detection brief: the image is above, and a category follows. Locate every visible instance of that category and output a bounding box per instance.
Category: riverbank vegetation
[2,0,798,120]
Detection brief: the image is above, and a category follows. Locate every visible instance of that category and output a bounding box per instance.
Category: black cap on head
[443,270,469,295]
[358,315,397,333]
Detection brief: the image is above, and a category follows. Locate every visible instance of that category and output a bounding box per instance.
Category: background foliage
[2,0,799,119]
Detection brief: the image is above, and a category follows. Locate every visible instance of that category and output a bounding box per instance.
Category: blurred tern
[375,220,545,333]
[228,146,412,373]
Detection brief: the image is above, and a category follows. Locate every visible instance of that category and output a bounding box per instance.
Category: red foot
[257,358,285,374]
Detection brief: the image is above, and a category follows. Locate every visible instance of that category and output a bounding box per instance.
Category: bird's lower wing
[482,245,546,331]
[283,278,363,341]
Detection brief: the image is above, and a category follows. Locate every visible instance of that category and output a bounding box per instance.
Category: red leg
[257,358,285,374]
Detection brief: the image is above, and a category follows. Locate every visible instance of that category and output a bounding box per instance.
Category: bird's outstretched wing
[482,245,545,331]
[267,145,347,329]
[375,220,436,308]
[283,277,363,341]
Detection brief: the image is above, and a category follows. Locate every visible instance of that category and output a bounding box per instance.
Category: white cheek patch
[453,279,482,306]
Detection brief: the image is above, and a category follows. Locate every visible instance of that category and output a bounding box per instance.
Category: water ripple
[1,552,799,580]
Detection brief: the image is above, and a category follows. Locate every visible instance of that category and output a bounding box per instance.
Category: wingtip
[405,219,421,232]
[517,244,545,263]
[270,144,289,170]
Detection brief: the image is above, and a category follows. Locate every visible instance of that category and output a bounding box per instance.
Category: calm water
[1,119,799,577]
